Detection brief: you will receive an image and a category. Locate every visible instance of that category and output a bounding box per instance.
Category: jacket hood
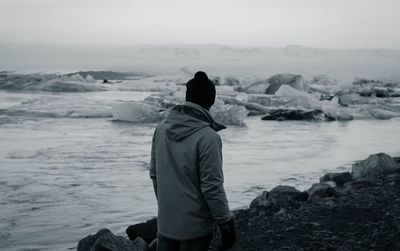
[164,102,226,142]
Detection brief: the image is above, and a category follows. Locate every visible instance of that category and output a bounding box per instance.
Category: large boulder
[126,218,157,244]
[342,179,376,192]
[265,74,305,94]
[249,185,306,212]
[352,153,400,180]
[320,172,353,187]
[307,183,340,202]
[77,229,147,251]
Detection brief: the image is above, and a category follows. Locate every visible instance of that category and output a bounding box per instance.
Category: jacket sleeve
[150,128,157,199]
[198,132,233,225]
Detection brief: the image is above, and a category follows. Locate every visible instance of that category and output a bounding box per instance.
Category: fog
[1,0,399,49]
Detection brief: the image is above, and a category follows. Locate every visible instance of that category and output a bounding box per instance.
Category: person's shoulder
[197,126,221,142]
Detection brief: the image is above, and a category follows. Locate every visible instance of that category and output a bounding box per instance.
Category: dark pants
[157,233,212,251]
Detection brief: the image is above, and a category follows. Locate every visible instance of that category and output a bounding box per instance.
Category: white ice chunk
[235,92,248,102]
[275,85,320,109]
[369,108,400,119]
[65,73,86,82]
[85,75,96,83]
[112,101,162,123]
[0,73,105,92]
[4,96,112,118]
[210,99,249,126]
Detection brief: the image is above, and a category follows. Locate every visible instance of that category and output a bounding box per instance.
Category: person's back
[150,72,236,251]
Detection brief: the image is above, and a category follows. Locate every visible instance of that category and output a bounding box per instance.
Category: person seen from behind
[150,71,236,251]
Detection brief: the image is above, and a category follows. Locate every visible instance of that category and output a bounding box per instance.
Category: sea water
[1,90,399,250]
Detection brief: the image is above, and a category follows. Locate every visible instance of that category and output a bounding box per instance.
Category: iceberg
[274,85,320,109]
[111,101,162,123]
[235,79,271,94]
[309,75,338,95]
[320,97,354,121]
[265,73,305,94]
[369,108,400,120]
[0,73,105,92]
[210,99,249,126]
[3,96,113,118]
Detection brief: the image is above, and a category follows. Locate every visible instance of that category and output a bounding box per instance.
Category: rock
[269,185,302,197]
[250,191,269,208]
[126,218,157,244]
[266,74,305,94]
[77,229,147,251]
[343,179,376,192]
[249,185,304,212]
[261,109,330,121]
[320,172,353,187]
[307,183,340,202]
[352,153,400,180]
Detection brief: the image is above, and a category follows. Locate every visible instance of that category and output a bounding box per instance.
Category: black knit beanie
[185,71,216,110]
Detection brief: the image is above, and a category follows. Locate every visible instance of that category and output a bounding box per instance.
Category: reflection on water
[0,91,399,250]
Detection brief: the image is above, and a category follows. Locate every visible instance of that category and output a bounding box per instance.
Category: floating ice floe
[266,73,305,94]
[235,79,271,94]
[210,99,249,126]
[320,97,354,121]
[308,75,338,95]
[369,108,400,120]
[3,96,113,118]
[111,101,162,123]
[275,85,316,100]
[0,73,105,92]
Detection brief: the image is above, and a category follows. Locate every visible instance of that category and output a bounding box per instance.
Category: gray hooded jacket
[150,101,233,240]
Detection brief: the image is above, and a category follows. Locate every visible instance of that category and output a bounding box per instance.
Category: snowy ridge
[1,44,400,79]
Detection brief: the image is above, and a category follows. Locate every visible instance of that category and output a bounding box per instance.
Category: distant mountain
[0,43,399,80]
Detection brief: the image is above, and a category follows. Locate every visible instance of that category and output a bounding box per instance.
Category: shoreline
[78,152,400,251]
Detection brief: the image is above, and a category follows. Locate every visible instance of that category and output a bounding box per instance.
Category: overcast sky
[0,0,399,49]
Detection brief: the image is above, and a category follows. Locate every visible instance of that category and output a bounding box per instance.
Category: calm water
[1,90,399,250]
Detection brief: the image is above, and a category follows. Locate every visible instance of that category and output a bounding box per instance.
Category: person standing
[150,71,236,251]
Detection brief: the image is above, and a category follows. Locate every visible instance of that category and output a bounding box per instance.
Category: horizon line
[1,42,399,51]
